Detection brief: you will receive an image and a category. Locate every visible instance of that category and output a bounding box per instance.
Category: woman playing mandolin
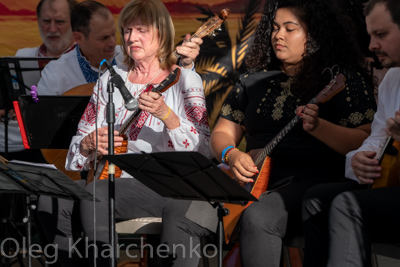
[210,0,377,266]
[64,0,214,266]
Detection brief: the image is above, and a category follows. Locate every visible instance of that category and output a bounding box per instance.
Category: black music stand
[14,95,90,149]
[0,57,56,157]
[103,151,256,267]
[0,157,94,267]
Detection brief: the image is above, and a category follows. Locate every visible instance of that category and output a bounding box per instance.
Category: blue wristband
[221,145,234,164]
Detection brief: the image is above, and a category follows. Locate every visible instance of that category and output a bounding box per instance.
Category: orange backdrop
[0,0,264,127]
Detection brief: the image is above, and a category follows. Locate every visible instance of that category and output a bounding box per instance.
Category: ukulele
[222,73,347,245]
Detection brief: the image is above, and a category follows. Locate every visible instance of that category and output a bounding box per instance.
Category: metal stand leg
[217,204,229,267]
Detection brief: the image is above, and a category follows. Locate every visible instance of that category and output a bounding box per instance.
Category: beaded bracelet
[221,145,235,164]
[161,107,171,121]
[225,147,238,165]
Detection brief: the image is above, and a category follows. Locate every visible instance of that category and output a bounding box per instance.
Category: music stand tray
[103,151,256,267]
[0,158,93,201]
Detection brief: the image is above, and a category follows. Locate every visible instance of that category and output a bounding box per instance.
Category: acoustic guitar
[40,82,95,181]
[373,137,400,188]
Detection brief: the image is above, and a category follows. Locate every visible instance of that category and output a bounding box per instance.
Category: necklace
[125,66,162,97]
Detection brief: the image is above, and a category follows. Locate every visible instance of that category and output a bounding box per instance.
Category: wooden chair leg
[283,246,292,267]
[283,247,303,267]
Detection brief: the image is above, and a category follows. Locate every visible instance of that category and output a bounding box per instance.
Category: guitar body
[374,140,400,188]
[41,82,94,180]
[222,151,271,244]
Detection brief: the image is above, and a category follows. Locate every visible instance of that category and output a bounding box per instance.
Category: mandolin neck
[173,34,200,61]
[253,98,319,165]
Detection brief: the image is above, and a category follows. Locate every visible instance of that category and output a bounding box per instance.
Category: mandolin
[40,9,230,181]
[174,8,230,60]
[222,72,347,245]
[373,136,400,188]
[87,68,181,183]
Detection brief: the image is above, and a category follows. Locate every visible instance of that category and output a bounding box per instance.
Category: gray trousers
[36,179,87,266]
[37,178,211,267]
[239,181,318,267]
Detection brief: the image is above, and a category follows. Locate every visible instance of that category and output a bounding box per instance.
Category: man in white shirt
[16,0,76,58]
[1,0,76,159]
[302,1,400,266]
[36,1,200,96]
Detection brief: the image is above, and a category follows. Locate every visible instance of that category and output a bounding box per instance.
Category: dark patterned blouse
[220,67,377,183]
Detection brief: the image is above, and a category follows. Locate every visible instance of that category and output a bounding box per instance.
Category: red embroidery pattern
[185,106,208,125]
[168,140,174,148]
[81,101,98,125]
[190,126,197,134]
[183,139,190,148]
[128,111,150,141]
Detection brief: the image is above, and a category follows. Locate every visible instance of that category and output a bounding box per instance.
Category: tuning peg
[216,26,222,31]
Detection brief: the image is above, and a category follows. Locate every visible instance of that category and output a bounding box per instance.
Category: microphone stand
[3,105,9,158]
[0,67,10,158]
[106,80,116,267]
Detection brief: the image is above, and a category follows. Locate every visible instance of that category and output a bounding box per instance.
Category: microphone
[101,59,138,111]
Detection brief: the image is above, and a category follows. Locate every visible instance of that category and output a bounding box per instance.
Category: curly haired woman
[210,0,377,266]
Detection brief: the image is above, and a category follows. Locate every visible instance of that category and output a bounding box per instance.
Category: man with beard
[16,0,76,57]
[1,0,77,160]
[302,1,400,266]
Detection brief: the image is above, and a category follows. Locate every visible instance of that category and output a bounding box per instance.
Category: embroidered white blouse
[65,65,212,175]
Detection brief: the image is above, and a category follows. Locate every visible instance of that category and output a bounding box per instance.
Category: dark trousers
[302,180,365,267]
[327,186,400,267]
